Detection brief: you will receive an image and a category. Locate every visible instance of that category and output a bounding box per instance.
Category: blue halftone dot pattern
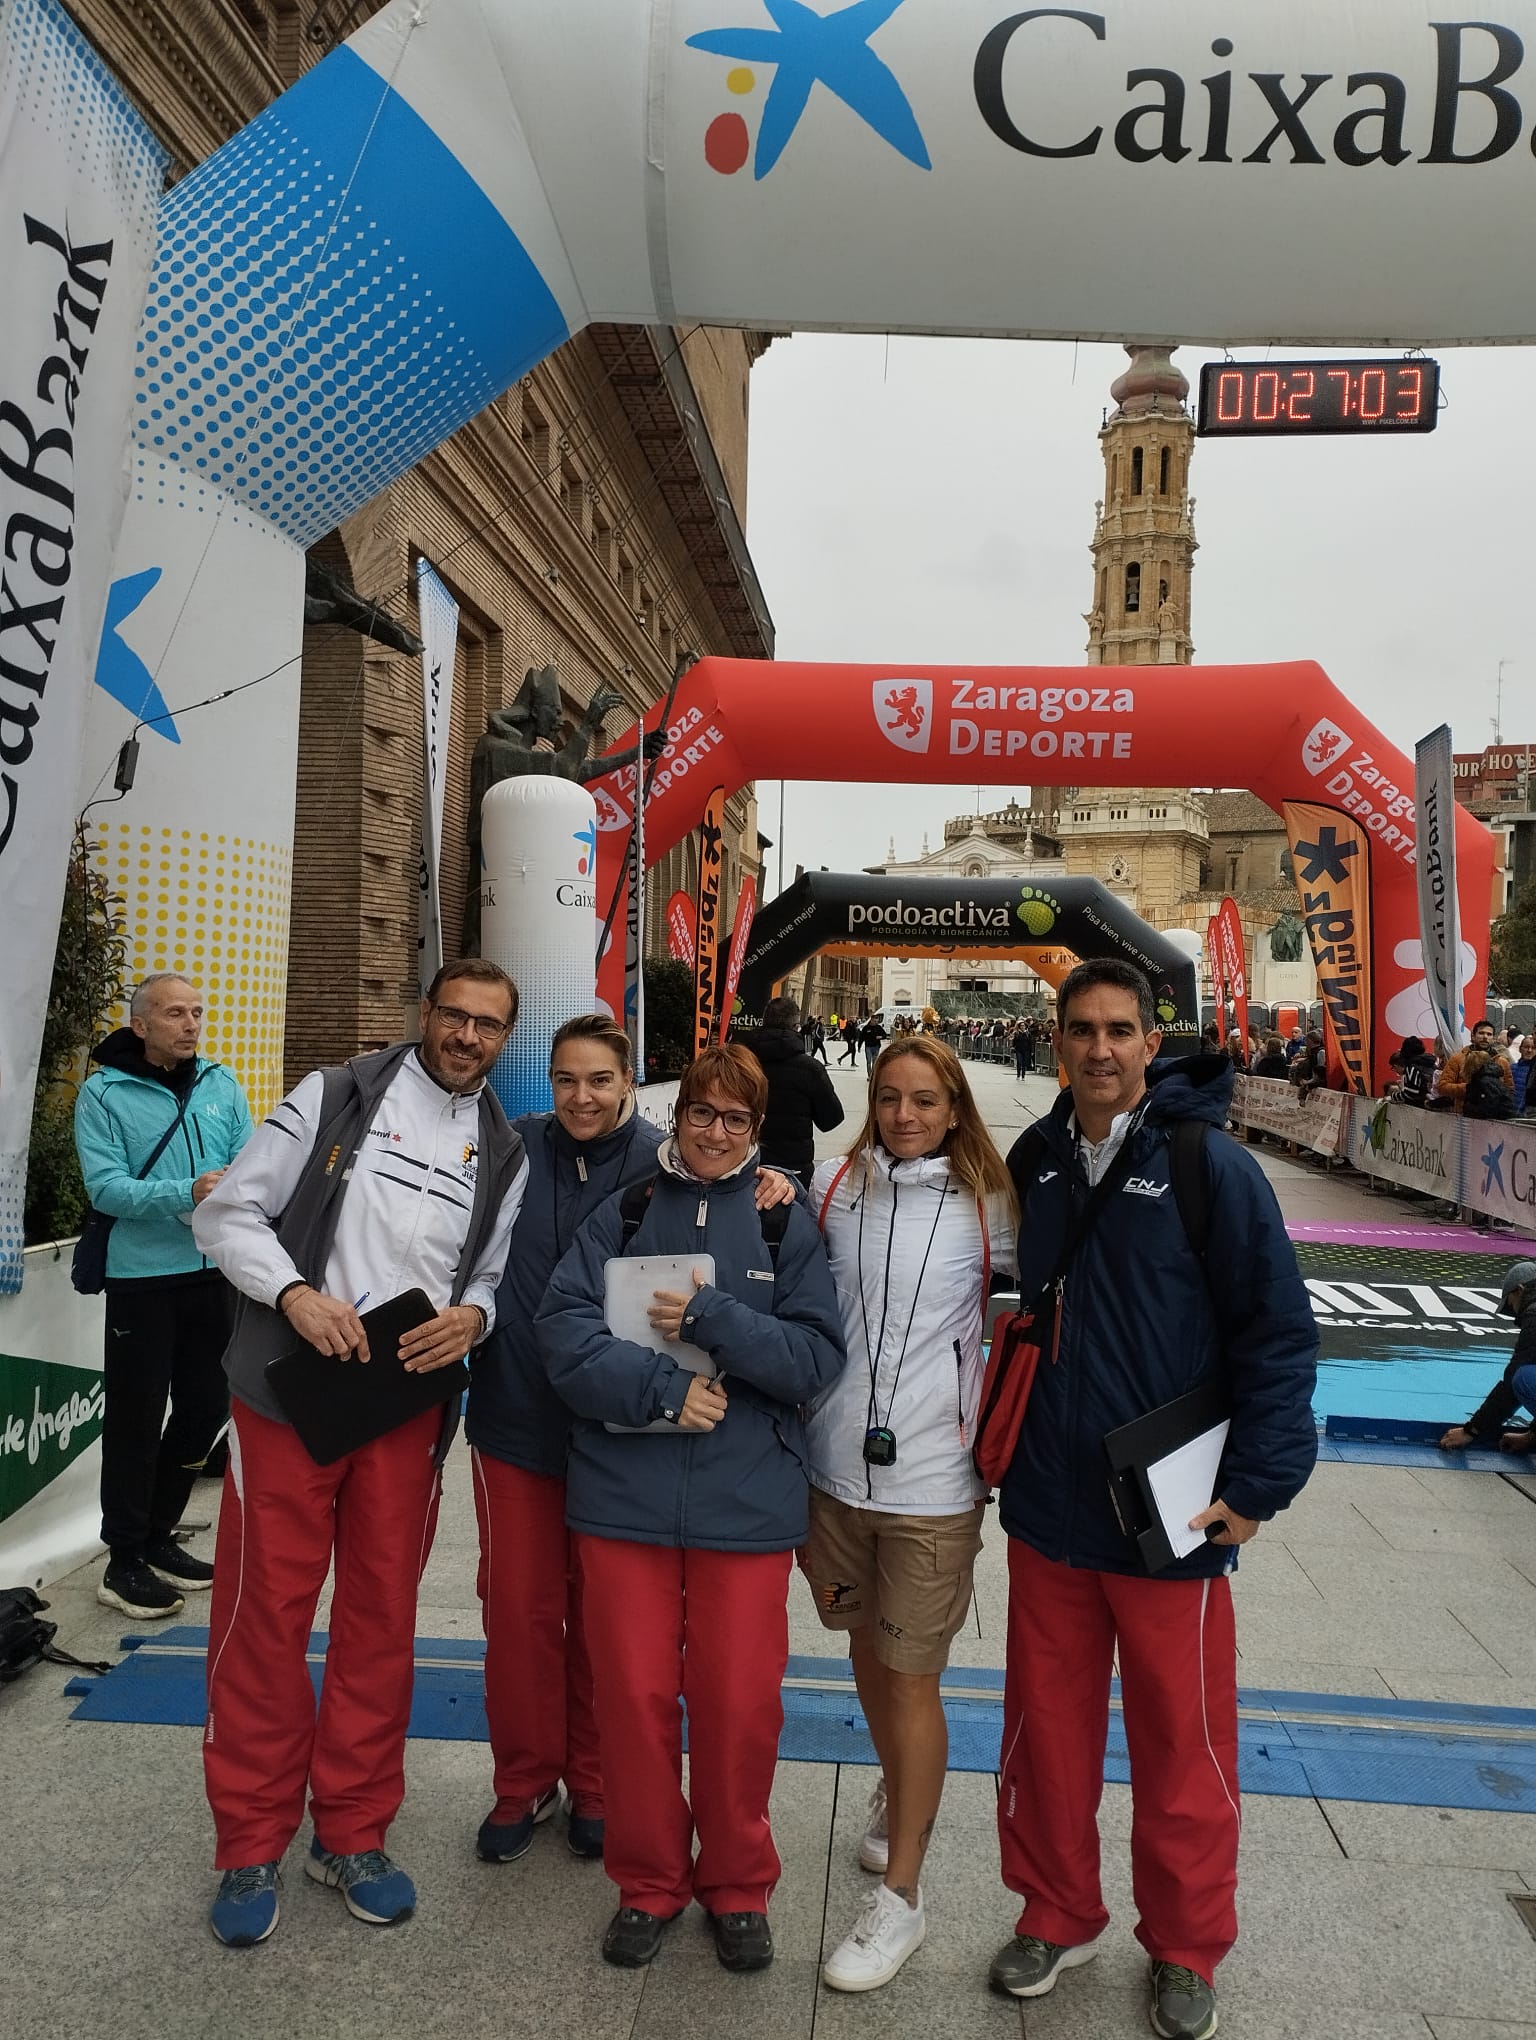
[0,0,164,212]
[131,45,568,548]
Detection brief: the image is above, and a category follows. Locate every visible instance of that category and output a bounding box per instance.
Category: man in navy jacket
[989,960,1317,2040]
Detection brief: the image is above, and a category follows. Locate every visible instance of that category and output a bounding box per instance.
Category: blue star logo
[572,819,597,878]
[1482,1141,1506,1196]
[687,0,930,179]
[92,568,179,743]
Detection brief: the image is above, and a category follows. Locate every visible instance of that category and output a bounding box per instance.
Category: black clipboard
[1103,1381,1231,1574]
[265,1288,464,1465]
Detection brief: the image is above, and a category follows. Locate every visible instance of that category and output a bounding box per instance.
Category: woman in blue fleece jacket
[537,1043,846,1978]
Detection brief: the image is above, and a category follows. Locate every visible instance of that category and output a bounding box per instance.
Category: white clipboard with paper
[601,1253,717,1435]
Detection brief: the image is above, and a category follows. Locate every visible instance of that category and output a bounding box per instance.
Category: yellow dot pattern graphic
[89,821,293,1118]
[726,65,756,93]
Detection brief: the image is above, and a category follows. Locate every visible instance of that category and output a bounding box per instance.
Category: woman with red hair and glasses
[538,1043,846,1976]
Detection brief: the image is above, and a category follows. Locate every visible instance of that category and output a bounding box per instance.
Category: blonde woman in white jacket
[804,1037,1017,1994]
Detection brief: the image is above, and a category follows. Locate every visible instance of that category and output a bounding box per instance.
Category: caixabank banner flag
[415,559,459,1001]
[1284,800,1375,1095]
[0,0,165,1293]
[1414,722,1464,1056]
[692,785,726,1059]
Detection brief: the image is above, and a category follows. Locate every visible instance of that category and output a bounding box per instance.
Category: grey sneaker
[989,1931,1099,1998]
[1149,1960,1218,2039]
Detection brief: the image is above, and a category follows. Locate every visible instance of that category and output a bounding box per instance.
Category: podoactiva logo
[1015,884,1058,936]
[1302,718,1352,777]
[687,0,932,181]
[873,678,932,754]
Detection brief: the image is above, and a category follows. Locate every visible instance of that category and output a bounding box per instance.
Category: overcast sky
[744,333,1529,894]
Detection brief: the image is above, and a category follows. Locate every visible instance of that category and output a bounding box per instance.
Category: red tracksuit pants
[471,1450,602,1820]
[576,1534,791,1917]
[204,1398,441,1869]
[999,1538,1240,1983]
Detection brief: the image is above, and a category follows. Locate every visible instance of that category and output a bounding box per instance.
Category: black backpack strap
[758,1198,791,1269]
[619,1173,657,1243]
[1168,1118,1212,1261]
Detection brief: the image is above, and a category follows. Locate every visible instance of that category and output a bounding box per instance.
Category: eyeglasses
[431,1004,510,1042]
[680,1100,755,1136]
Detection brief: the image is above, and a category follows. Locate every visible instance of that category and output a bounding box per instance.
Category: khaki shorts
[797,1487,983,1675]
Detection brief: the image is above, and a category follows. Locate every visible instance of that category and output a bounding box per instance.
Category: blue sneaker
[305,1839,415,1925]
[476,1785,559,1863]
[209,1861,281,1946]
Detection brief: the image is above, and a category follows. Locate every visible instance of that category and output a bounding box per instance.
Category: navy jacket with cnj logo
[1001,1054,1318,1578]
[536,1151,847,1553]
[466,1105,664,1478]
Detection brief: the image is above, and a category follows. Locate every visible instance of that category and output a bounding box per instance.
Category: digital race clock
[1196,359,1439,438]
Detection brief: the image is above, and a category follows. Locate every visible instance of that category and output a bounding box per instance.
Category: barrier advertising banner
[415,559,458,1000]
[1459,1114,1536,1230]
[692,786,726,1058]
[1215,896,1249,1050]
[1284,800,1375,1095]
[666,889,696,967]
[1232,1075,1350,1158]
[1351,1096,1461,1202]
[1414,723,1464,1056]
[718,875,757,1042]
[0,0,165,1292]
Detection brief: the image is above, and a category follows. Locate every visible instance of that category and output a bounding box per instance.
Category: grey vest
[223,1043,525,1459]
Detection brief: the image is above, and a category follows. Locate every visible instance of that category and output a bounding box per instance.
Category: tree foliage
[1490,876,1536,998]
[24,849,129,1244]
[642,957,694,1078]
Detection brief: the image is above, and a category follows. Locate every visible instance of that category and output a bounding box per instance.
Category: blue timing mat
[65,1636,1536,1816]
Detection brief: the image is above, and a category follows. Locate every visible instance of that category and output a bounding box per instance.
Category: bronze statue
[1268,909,1304,963]
[463,663,666,953]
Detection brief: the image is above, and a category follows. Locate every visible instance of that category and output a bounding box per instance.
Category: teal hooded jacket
[74,1029,254,1281]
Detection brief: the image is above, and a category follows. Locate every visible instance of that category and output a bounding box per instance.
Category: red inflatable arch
[589,658,1495,1096]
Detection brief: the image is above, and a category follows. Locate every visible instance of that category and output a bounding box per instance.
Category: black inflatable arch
[736,873,1199,1046]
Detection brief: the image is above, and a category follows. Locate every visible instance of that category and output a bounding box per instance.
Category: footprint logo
[1016,884,1058,937]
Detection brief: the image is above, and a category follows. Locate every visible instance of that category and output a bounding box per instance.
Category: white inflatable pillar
[479,777,598,1118]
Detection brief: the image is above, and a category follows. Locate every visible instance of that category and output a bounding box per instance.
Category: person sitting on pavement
[466,1015,798,1871]
[74,972,253,1620]
[988,960,1318,2040]
[1440,1263,1536,1454]
[192,959,529,1949]
[739,994,847,1187]
[536,1044,846,1976]
[802,1037,1016,1994]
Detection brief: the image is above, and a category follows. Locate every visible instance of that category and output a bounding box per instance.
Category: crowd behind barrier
[1230,1075,1536,1235]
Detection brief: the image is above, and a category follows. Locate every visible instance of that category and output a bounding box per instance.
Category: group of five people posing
[197,957,1316,2040]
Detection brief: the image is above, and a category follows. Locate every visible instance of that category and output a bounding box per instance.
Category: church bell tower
[1085,345,1197,666]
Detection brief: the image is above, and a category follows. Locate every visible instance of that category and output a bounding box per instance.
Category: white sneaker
[857,1775,889,1873]
[822,1882,926,1993]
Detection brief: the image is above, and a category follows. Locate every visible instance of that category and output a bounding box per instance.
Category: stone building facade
[62,0,772,1084]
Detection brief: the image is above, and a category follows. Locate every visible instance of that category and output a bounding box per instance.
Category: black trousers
[101,1273,234,1560]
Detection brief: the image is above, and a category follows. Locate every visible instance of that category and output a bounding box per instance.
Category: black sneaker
[97,1559,184,1619]
[601,1906,680,1968]
[566,1806,605,1860]
[476,1785,558,1863]
[709,1910,774,1972]
[1149,1960,1218,2039]
[145,1533,215,1589]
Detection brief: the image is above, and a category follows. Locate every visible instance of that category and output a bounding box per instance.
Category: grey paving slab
[1321,1799,1536,1877]
[1428,2022,1536,2039]
[1229,1603,1508,1679]
[1231,1654,1399,1698]
[1378,1670,1534,1708]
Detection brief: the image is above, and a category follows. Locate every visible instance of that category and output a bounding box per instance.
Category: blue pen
[353,1291,370,1310]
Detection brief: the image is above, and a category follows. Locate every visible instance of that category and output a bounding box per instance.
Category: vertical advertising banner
[1284,801,1374,1096]
[415,559,458,1001]
[1414,723,1464,1057]
[1215,896,1249,1050]
[718,875,758,1042]
[692,786,726,1059]
[623,761,645,1081]
[666,888,697,967]
[1205,916,1225,1030]
[0,0,166,1292]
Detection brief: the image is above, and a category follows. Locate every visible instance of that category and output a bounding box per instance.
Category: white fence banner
[1231,1075,1349,1158]
[415,558,458,999]
[1459,1114,1536,1228]
[1351,1096,1463,1202]
[1414,723,1464,1056]
[0,0,165,1292]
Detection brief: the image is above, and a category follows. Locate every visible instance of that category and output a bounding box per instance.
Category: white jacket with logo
[806,1147,1016,1514]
